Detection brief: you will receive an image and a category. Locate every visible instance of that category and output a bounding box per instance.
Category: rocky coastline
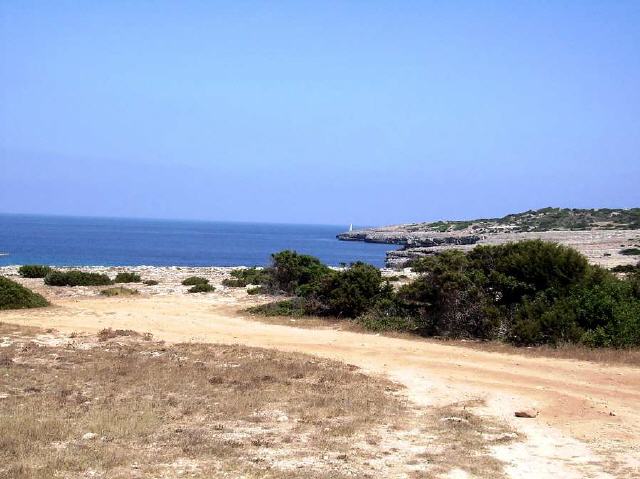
[338,228,640,269]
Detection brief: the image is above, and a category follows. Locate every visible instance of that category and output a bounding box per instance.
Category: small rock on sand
[514,408,539,418]
[82,432,98,440]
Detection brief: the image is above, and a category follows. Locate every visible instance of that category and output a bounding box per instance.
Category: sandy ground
[2,291,639,478]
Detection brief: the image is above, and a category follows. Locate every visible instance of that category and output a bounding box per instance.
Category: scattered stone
[0,393,9,400]
[440,416,469,423]
[277,415,289,422]
[81,432,98,440]
[514,408,538,418]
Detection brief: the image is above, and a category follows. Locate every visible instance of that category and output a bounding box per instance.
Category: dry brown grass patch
[0,323,517,478]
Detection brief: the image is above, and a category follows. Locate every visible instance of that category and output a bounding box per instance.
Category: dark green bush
[143,279,159,286]
[267,250,332,294]
[611,263,639,274]
[187,283,215,293]
[182,276,209,286]
[18,265,53,278]
[248,242,640,348]
[356,298,417,332]
[304,262,392,318]
[0,276,49,310]
[400,240,640,347]
[620,248,640,256]
[113,272,141,283]
[246,298,308,317]
[246,286,266,295]
[221,278,245,287]
[223,268,271,287]
[100,287,139,297]
[44,270,112,287]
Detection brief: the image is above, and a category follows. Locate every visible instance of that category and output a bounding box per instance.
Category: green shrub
[246,286,266,295]
[268,250,332,294]
[223,268,271,287]
[356,312,417,332]
[400,240,640,347]
[246,299,308,317]
[356,298,417,332]
[113,272,141,283]
[187,283,215,293]
[18,265,53,278]
[305,262,392,318]
[611,264,639,274]
[143,279,159,286]
[0,276,49,310]
[100,287,139,297]
[620,248,640,256]
[44,270,112,287]
[182,276,209,286]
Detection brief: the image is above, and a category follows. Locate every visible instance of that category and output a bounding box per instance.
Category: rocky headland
[338,208,640,268]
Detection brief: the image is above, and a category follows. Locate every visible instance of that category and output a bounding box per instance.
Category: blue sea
[0,214,395,268]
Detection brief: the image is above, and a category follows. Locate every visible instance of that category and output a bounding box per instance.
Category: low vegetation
[44,270,112,287]
[113,272,142,283]
[611,263,640,274]
[403,207,640,233]
[181,276,209,286]
[0,277,49,310]
[249,243,640,348]
[187,283,215,294]
[17,265,53,278]
[620,247,640,256]
[247,298,308,317]
[100,287,139,297]
[143,279,159,286]
[222,267,270,287]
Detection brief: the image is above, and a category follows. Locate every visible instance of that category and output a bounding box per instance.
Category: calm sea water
[0,214,395,267]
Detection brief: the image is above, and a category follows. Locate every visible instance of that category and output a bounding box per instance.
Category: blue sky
[1,1,639,225]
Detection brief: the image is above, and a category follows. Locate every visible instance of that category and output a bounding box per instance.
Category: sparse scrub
[143,279,159,286]
[97,327,140,341]
[100,287,139,297]
[223,267,270,287]
[620,247,640,256]
[182,276,209,286]
[246,286,265,295]
[247,298,308,317]
[18,265,53,278]
[0,276,49,310]
[44,270,112,287]
[187,283,215,293]
[113,272,141,283]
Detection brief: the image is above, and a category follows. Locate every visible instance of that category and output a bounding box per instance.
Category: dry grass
[0,322,517,478]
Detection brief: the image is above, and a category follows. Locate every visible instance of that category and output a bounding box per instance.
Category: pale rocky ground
[1,267,639,478]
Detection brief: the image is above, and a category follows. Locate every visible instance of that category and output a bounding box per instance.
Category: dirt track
[2,294,639,478]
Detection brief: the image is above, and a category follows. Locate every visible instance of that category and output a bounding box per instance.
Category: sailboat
[349,224,353,232]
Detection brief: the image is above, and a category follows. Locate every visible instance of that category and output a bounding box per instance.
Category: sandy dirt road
[2,294,639,478]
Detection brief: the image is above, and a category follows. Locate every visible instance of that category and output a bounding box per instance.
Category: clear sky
[1,1,639,226]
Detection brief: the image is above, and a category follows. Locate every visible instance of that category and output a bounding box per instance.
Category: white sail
[349,224,353,232]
